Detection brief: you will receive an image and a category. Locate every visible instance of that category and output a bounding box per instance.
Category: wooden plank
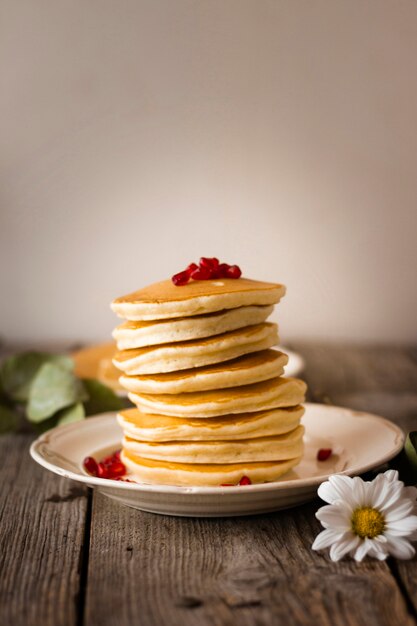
[84,492,415,626]
[291,341,417,433]
[0,433,88,626]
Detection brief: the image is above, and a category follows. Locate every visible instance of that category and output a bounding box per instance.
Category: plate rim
[30,402,404,495]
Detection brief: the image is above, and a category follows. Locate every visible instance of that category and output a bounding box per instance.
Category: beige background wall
[1,1,416,344]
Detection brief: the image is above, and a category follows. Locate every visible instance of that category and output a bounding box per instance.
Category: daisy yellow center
[351,507,385,539]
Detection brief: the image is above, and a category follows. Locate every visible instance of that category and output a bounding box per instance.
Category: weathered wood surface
[294,342,417,434]
[84,494,415,626]
[0,433,89,626]
[1,342,417,626]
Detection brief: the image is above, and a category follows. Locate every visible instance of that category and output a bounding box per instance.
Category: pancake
[121,450,301,486]
[119,350,287,394]
[113,323,279,375]
[122,425,304,464]
[72,342,122,391]
[117,405,304,441]
[129,376,307,418]
[113,304,274,349]
[111,277,285,320]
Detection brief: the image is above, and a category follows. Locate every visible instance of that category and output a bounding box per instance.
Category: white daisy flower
[312,470,417,561]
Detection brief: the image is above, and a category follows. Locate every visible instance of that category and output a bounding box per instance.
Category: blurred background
[1,0,416,346]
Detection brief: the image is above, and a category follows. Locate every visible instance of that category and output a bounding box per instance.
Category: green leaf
[0,352,73,403]
[389,431,417,485]
[57,403,85,425]
[82,378,125,416]
[404,431,417,473]
[0,404,20,434]
[27,362,88,422]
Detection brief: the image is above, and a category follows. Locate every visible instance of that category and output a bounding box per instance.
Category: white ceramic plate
[30,403,404,518]
[280,346,305,377]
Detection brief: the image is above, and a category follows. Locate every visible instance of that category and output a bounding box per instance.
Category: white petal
[384,500,415,522]
[384,535,416,560]
[316,505,350,530]
[386,515,417,536]
[376,482,403,511]
[351,476,367,506]
[384,469,399,482]
[365,474,385,506]
[329,535,360,561]
[368,542,389,560]
[318,475,354,505]
[312,528,345,551]
[353,538,373,561]
[370,479,391,509]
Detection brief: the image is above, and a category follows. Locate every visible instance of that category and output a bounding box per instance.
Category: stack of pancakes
[111,277,306,486]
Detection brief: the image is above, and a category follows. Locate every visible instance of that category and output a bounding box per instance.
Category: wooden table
[1,342,417,626]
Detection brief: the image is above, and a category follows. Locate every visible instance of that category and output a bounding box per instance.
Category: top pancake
[111,277,285,321]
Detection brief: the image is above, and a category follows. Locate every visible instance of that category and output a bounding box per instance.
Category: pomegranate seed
[83,456,98,476]
[172,270,190,286]
[226,265,242,279]
[172,259,242,285]
[199,257,219,270]
[317,448,332,461]
[97,462,109,478]
[185,263,198,275]
[191,267,212,280]
[239,476,252,486]
[106,460,126,478]
[114,450,121,461]
[218,263,231,277]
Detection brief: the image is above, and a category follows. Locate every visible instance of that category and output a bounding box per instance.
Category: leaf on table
[82,378,125,416]
[0,352,73,403]
[0,404,20,434]
[27,362,88,422]
[404,432,417,473]
[57,402,85,425]
[389,431,417,485]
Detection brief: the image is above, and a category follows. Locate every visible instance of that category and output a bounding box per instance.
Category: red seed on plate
[114,450,121,461]
[97,462,108,478]
[83,456,98,476]
[172,270,190,286]
[317,448,332,461]
[226,264,242,279]
[106,460,126,478]
[239,476,252,486]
